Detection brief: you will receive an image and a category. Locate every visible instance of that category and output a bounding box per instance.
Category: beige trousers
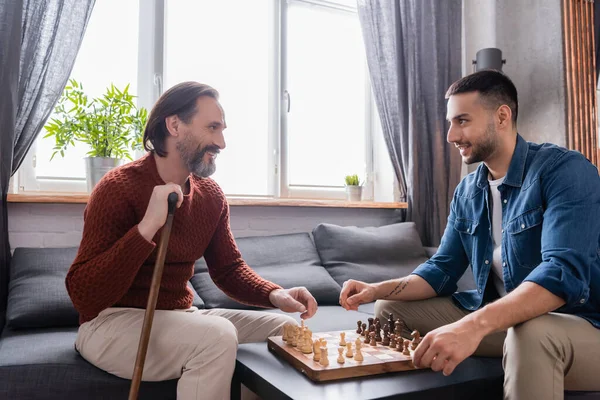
[375,297,600,400]
[75,307,296,400]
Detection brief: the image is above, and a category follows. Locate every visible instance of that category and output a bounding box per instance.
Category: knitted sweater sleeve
[203,194,281,308]
[65,177,155,321]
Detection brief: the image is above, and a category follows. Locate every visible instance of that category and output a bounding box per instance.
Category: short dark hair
[143,81,219,156]
[445,69,518,125]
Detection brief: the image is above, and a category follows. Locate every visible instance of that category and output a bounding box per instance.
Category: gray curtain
[357,0,462,246]
[0,0,95,327]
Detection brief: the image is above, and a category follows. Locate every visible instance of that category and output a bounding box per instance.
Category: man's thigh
[375,297,505,357]
[199,308,297,344]
[76,307,236,381]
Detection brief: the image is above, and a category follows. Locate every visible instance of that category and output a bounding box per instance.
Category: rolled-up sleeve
[523,152,600,307]
[412,197,470,296]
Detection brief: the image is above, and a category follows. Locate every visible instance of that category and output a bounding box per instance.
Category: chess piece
[346,342,353,358]
[375,322,382,342]
[364,330,370,344]
[395,340,403,352]
[403,340,411,355]
[368,317,374,331]
[313,340,321,361]
[382,330,390,346]
[411,340,418,351]
[361,323,367,336]
[355,341,364,361]
[388,313,394,331]
[369,331,377,346]
[394,319,404,337]
[282,325,289,341]
[337,347,345,364]
[411,330,421,344]
[339,332,347,346]
[374,317,380,326]
[356,320,362,334]
[291,328,298,347]
[301,332,312,354]
[320,347,329,367]
[389,333,396,348]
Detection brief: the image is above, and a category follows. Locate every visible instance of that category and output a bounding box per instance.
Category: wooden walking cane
[128,192,179,400]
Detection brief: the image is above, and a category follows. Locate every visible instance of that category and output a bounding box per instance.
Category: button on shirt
[412,134,600,328]
[488,174,507,297]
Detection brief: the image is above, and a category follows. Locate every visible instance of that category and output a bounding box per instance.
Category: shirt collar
[476,134,528,189]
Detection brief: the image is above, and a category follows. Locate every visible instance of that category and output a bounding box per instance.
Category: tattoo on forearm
[383,278,410,299]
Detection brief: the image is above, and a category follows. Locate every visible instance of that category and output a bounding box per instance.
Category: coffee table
[231,342,504,400]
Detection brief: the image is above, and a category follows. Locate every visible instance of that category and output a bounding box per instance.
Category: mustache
[201,145,221,155]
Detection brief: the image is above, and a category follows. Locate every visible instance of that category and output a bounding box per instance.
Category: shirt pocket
[454,218,478,262]
[508,207,543,269]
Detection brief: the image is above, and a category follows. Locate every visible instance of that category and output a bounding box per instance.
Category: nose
[215,131,226,150]
[446,124,460,144]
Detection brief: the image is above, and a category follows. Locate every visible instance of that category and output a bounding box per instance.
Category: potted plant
[44,79,148,192]
[344,174,363,201]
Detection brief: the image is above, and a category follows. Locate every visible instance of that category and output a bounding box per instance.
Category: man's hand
[412,318,484,376]
[138,183,184,241]
[339,279,377,311]
[269,287,318,320]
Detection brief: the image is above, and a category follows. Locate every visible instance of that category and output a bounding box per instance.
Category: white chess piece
[312,340,321,361]
[337,347,345,364]
[346,342,353,358]
[320,347,329,367]
[339,332,347,346]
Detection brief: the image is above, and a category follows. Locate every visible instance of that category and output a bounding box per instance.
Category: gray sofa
[0,221,585,399]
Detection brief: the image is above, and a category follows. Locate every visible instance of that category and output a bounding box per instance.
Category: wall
[462,0,567,174]
[7,203,400,250]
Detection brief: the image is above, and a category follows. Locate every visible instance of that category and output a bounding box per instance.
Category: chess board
[267,330,422,382]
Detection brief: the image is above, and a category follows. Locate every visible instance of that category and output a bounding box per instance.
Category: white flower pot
[345,185,363,202]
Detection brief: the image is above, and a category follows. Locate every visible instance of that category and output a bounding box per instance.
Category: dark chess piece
[382,329,390,346]
[368,317,374,331]
[356,320,362,334]
[369,332,377,346]
[375,321,382,342]
[394,319,404,337]
[388,313,394,331]
[361,323,367,336]
[364,330,370,344]
[389,333,397,348]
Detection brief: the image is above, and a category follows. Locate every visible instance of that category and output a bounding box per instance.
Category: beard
[176,136,220,178]
[460,121,499,165]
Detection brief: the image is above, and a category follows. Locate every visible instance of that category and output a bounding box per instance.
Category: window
[18,0,377,200]
[19,0,139,192]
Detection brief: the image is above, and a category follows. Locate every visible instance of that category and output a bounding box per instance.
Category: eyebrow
[208,121,224,127]
[447,113,469,122]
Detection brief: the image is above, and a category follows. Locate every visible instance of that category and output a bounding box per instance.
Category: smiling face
[173,96,227,178]
[446,92,500,165]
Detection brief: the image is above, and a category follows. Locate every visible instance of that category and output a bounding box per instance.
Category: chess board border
[267,330,421,382]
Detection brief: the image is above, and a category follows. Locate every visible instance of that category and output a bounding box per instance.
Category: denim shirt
[413,134,600,328]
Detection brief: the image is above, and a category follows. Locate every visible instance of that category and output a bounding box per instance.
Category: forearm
[373,274,437,301]
[465,282,566,336]
[210,262,281,308]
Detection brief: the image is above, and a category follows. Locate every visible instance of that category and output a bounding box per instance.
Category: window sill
[7,192,407,209]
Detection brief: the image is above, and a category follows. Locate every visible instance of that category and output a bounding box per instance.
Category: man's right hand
[339,279,377,311]
[138,183,184,242]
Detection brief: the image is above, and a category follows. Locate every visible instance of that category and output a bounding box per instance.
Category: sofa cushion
[0,327,176,399]
[7,247,205,329]
[312,222,429,286]
[191,233,342,309]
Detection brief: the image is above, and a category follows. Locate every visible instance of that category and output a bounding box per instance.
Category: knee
[374,299,403,322]
[504,315,556,359]
[205,316,239,350]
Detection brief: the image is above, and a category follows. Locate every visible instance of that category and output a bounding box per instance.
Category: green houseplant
[344,174,363,201]
[44,79,148,192]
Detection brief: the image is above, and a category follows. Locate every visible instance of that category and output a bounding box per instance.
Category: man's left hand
[412,318,484,376]
[269,287,318,320]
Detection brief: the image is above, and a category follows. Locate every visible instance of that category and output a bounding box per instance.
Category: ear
[496,105,512,129]
[165,115,181,137]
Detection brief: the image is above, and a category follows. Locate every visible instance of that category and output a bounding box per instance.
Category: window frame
[16,0,376,201]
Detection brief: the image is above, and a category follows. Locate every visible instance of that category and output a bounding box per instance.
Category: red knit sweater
[66,153,281,324]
